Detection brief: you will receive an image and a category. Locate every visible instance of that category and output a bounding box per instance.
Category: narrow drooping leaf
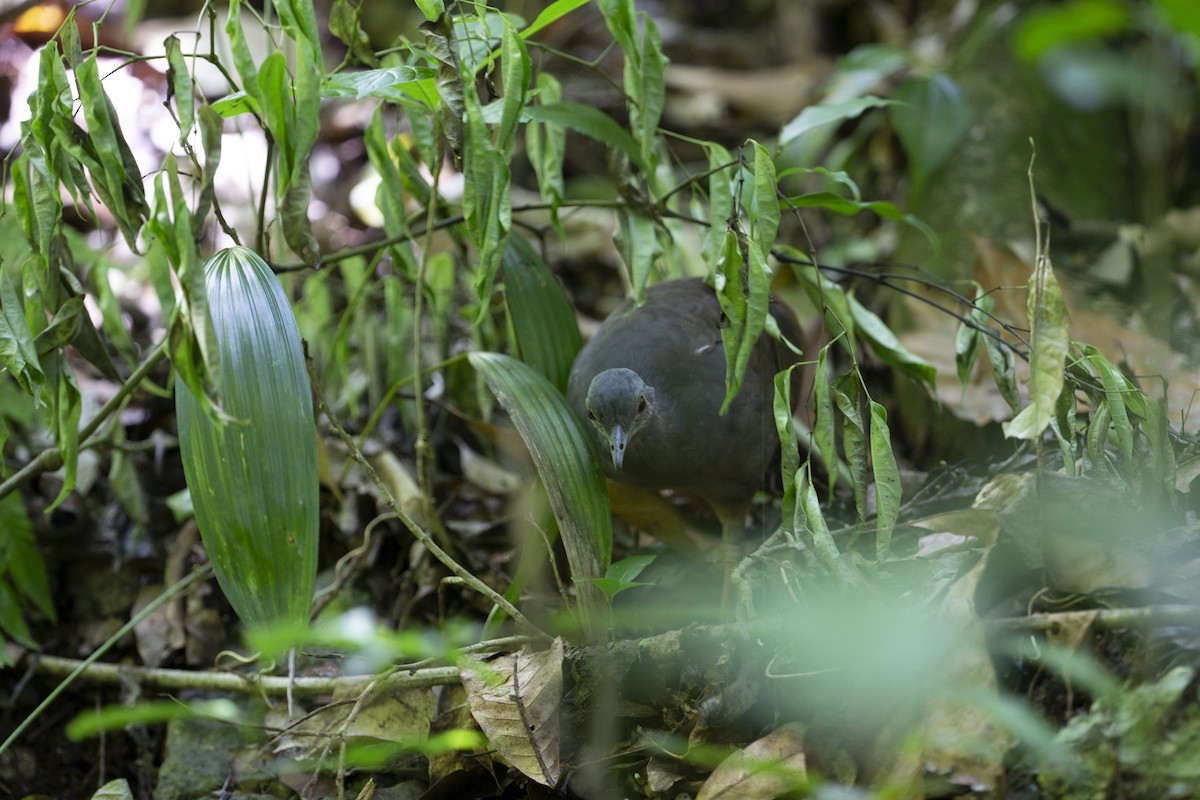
[848,294,936,385]
[779,96,895,146]
[465,95,512,314]
[701,142,733,269]
[717,233,771,414]
[1003,256,1070,440]
[1082,345,1134,463]
[613,208,661,304]
[750,141,780,261]
[869,400,900,557]
[526,74,565,217]
[164,35,194,143]
[0,267,43,395]
[834,373,867,519]
[813,346,837,498]
[984,332,1020,413]
[521,103,647,173]
[496,18,530,156]
[175,247,318,636]
[44,353,80,509]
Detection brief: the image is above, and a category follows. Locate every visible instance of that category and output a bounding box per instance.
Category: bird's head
[584,368,655,470]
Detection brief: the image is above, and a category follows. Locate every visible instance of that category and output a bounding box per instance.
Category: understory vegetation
[1,0,1199,798]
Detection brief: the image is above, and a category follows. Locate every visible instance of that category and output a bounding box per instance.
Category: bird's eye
[588,409,597,422]
[637,395,648,413]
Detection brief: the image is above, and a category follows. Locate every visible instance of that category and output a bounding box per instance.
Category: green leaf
[193,105,223,233]
[469,352,610,636]
[1015,0,1131,62]
[891,74,969,196]
[606,554,655,584]
[955,283,990,392]
[583,554,657,601]
[796,473,842,570]
[847,294,936,384]
[175,247,319,635]
[0,266,44,395]
[226,0,263,105]
[702,141,733,268]
[520,0,590,39]
[274,0,323,55]
[164,35,194,143]
[984,332,1020,413]
[1003,257,1070,440]
[779,96,895,146]
[716,232,771,414]
[0,580,36,650]
[414,0,444,22]
[503,237,582,393]
[90,257,136,364]
[323,67,437,101]
[1085,398,1111,468]
[955,315,980,391]
[613,208,662,303]
[750,141,780,262]
[598,0,666,170]
[464,95,512,315]
[424,17,464,161]
[833,372,868,519]
[630,14,666,170]
[44,353,80,509]
[329,0,378,67]
[774,363,802,495]
[1081,344,1134,463]
[210,92,258,118]
[785,191,937,244]
[68,699,241,740]
[496,18,530,156]
[1142,389,1176,504]
[281,164,319,264]
[1051,380,1078,474]
[73,55,148,250]
[526,73,565,216]
[0,493,54,622]
[813,346,837,497]
[365,109,413,244]
[869,400,900,557]
[522,103,647,174]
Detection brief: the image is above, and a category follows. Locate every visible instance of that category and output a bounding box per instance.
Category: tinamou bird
[567,277,803,541]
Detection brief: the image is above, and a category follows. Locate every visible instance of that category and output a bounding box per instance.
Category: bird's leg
[714,507,747,619]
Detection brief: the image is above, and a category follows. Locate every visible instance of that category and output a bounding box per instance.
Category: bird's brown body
[567,278,802,520]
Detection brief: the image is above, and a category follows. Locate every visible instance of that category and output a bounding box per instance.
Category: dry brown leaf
[665,61,832,126]
[899,235,1200,430]
[460,638,565,787]
[458,440,524,495]
[696,722,807,800]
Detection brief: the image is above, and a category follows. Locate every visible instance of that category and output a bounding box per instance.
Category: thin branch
[307,359,548,640]
[0,340,169,502]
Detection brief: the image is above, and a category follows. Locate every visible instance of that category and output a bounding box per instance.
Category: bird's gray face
[584,368,655,470]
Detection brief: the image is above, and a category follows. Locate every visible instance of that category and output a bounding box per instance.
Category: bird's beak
[608,425,627,470]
